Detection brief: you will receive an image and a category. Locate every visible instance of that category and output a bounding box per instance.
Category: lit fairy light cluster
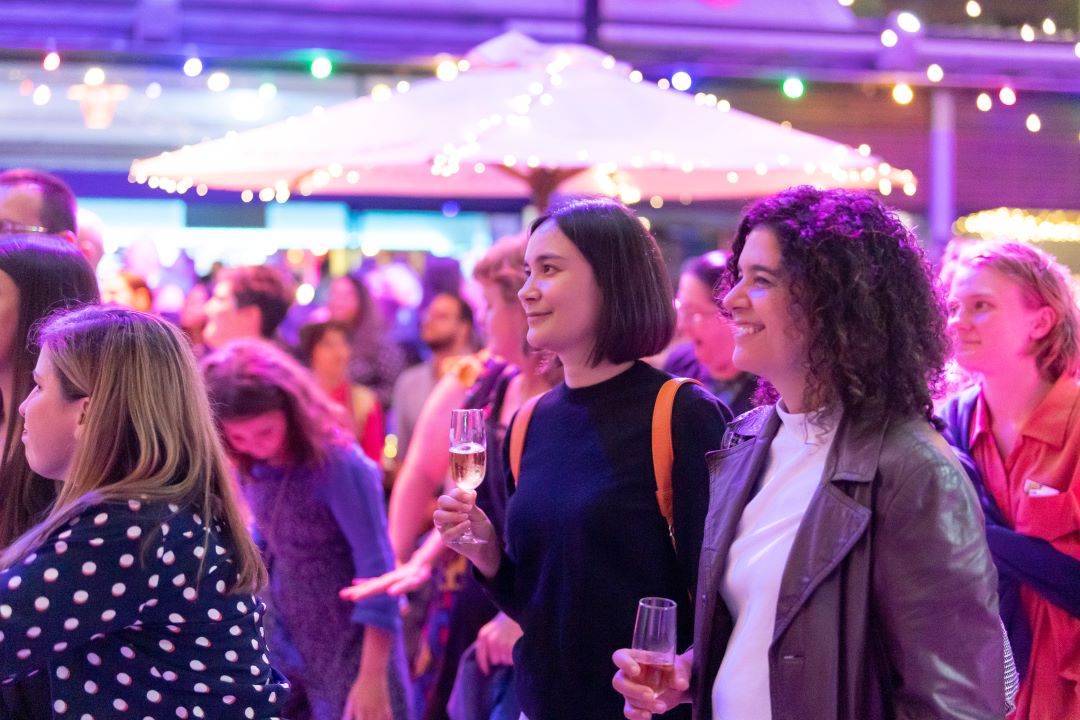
[833,3,1080,138]
[955,208,1080,244]
[140,46,914,207]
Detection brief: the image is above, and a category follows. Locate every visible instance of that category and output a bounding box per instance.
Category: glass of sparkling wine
[631,597,677,693]
[449,408,486,545]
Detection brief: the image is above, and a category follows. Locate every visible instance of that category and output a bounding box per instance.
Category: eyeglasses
[674,300,715,326]
[0,219,49,235]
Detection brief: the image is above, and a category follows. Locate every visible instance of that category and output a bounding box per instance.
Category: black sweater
[484,362,728,720]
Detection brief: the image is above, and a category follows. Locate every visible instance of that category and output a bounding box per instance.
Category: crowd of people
[0,168,1077,720]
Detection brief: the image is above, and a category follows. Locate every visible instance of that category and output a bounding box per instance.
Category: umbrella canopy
[130,32,913,208]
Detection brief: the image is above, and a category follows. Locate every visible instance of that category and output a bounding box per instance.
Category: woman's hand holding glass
[612,598,690,719]
[611,647,693,720]
[433,488,501,576]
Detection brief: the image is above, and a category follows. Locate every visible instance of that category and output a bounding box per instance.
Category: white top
[711,404,839,720]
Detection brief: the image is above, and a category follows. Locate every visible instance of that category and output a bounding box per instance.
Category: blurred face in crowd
[203,280,259,349]
[328,277,362,325]
[481,282,526,363]
[309,327,352,386]
[220,410,289,466]
[519,220,602,365]
[947,264,1053,377]
[421,293,470,353]
[722,226,807,404]
[676,272,737,380]
[18,347,86,481]
[101,275,152,313]
[0,269,18,371]
[0,184,47,233]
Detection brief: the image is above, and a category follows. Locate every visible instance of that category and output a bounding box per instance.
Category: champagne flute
[631,597,677,692]
[449,408,486,544]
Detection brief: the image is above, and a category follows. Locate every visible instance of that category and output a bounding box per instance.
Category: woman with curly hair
[613,186,1011,720]
[940,242,1080,720]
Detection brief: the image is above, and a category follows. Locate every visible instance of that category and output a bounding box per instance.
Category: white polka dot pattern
[0,500,287,717]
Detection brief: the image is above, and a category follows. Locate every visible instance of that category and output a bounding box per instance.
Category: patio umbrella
[130,32,912,209]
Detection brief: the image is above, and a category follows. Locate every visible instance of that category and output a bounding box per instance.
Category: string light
[892,83,914,105]
[84,67,105,86]
[999,87,1016,106]
[310,56,333,79]
[628,70,643,83]
[32,84,51,106]
[183,58,203,77]
[671,72,692,92]
[896,12,921,33]
[1020,24,1035,42]
[657,78,671,90]
[1042,18,1056,35]
[43,52,60,71]
[965,1,981,18]
[926,64,944,83]
[837,0,854,6]
[206,71,230,92]
[880,29,898,48]
[782,77,805,99]
[1026,114,1041,133]
[976,93,992,111]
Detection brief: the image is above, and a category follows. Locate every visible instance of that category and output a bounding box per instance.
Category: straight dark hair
[0,234,100,548]
[530,198,675,366]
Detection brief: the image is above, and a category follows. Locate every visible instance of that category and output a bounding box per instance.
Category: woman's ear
[1030,306,1056,341]
[73,397,91,439]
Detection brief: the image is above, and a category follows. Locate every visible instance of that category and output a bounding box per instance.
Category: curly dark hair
[722,186,949,423]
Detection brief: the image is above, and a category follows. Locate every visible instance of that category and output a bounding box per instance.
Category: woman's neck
[559,352,634,389]
[979,363,1054,429]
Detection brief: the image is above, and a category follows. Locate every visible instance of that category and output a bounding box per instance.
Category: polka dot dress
[0,500,288,718]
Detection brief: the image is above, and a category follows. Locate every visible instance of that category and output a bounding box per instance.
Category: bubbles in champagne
[450,442,486,490]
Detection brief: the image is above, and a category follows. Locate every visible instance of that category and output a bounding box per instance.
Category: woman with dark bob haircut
[435,198,728,720]
[613,186,1013,720]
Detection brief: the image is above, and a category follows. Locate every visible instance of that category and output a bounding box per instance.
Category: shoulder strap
[652,378,702,548]
[509,392,546,486]
[509,376,701,538]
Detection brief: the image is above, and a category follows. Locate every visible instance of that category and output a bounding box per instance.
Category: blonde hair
[474,233,527,305]
[0,306,267,593]
[959,242,1080,382]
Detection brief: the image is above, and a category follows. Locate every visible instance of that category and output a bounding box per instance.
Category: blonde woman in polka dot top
[0,305,288,719]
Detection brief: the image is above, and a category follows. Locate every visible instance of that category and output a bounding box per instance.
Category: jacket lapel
[771,414,885,643]
[703,410,780,589]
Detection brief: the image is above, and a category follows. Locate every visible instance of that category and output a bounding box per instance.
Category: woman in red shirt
[945,241,1080,719]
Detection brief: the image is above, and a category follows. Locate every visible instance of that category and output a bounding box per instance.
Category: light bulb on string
[1042,18,1056,35]
[926,64,944,83]
[976,93,992,111]
[43,52,60,71]
[965,1,981,18]
[892,83,914,105]
[999,87,1016,105]
[1020,24,1035,42]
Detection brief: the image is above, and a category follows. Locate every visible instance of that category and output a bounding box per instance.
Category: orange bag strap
[509,392,546,486]
[652,378,702,551]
